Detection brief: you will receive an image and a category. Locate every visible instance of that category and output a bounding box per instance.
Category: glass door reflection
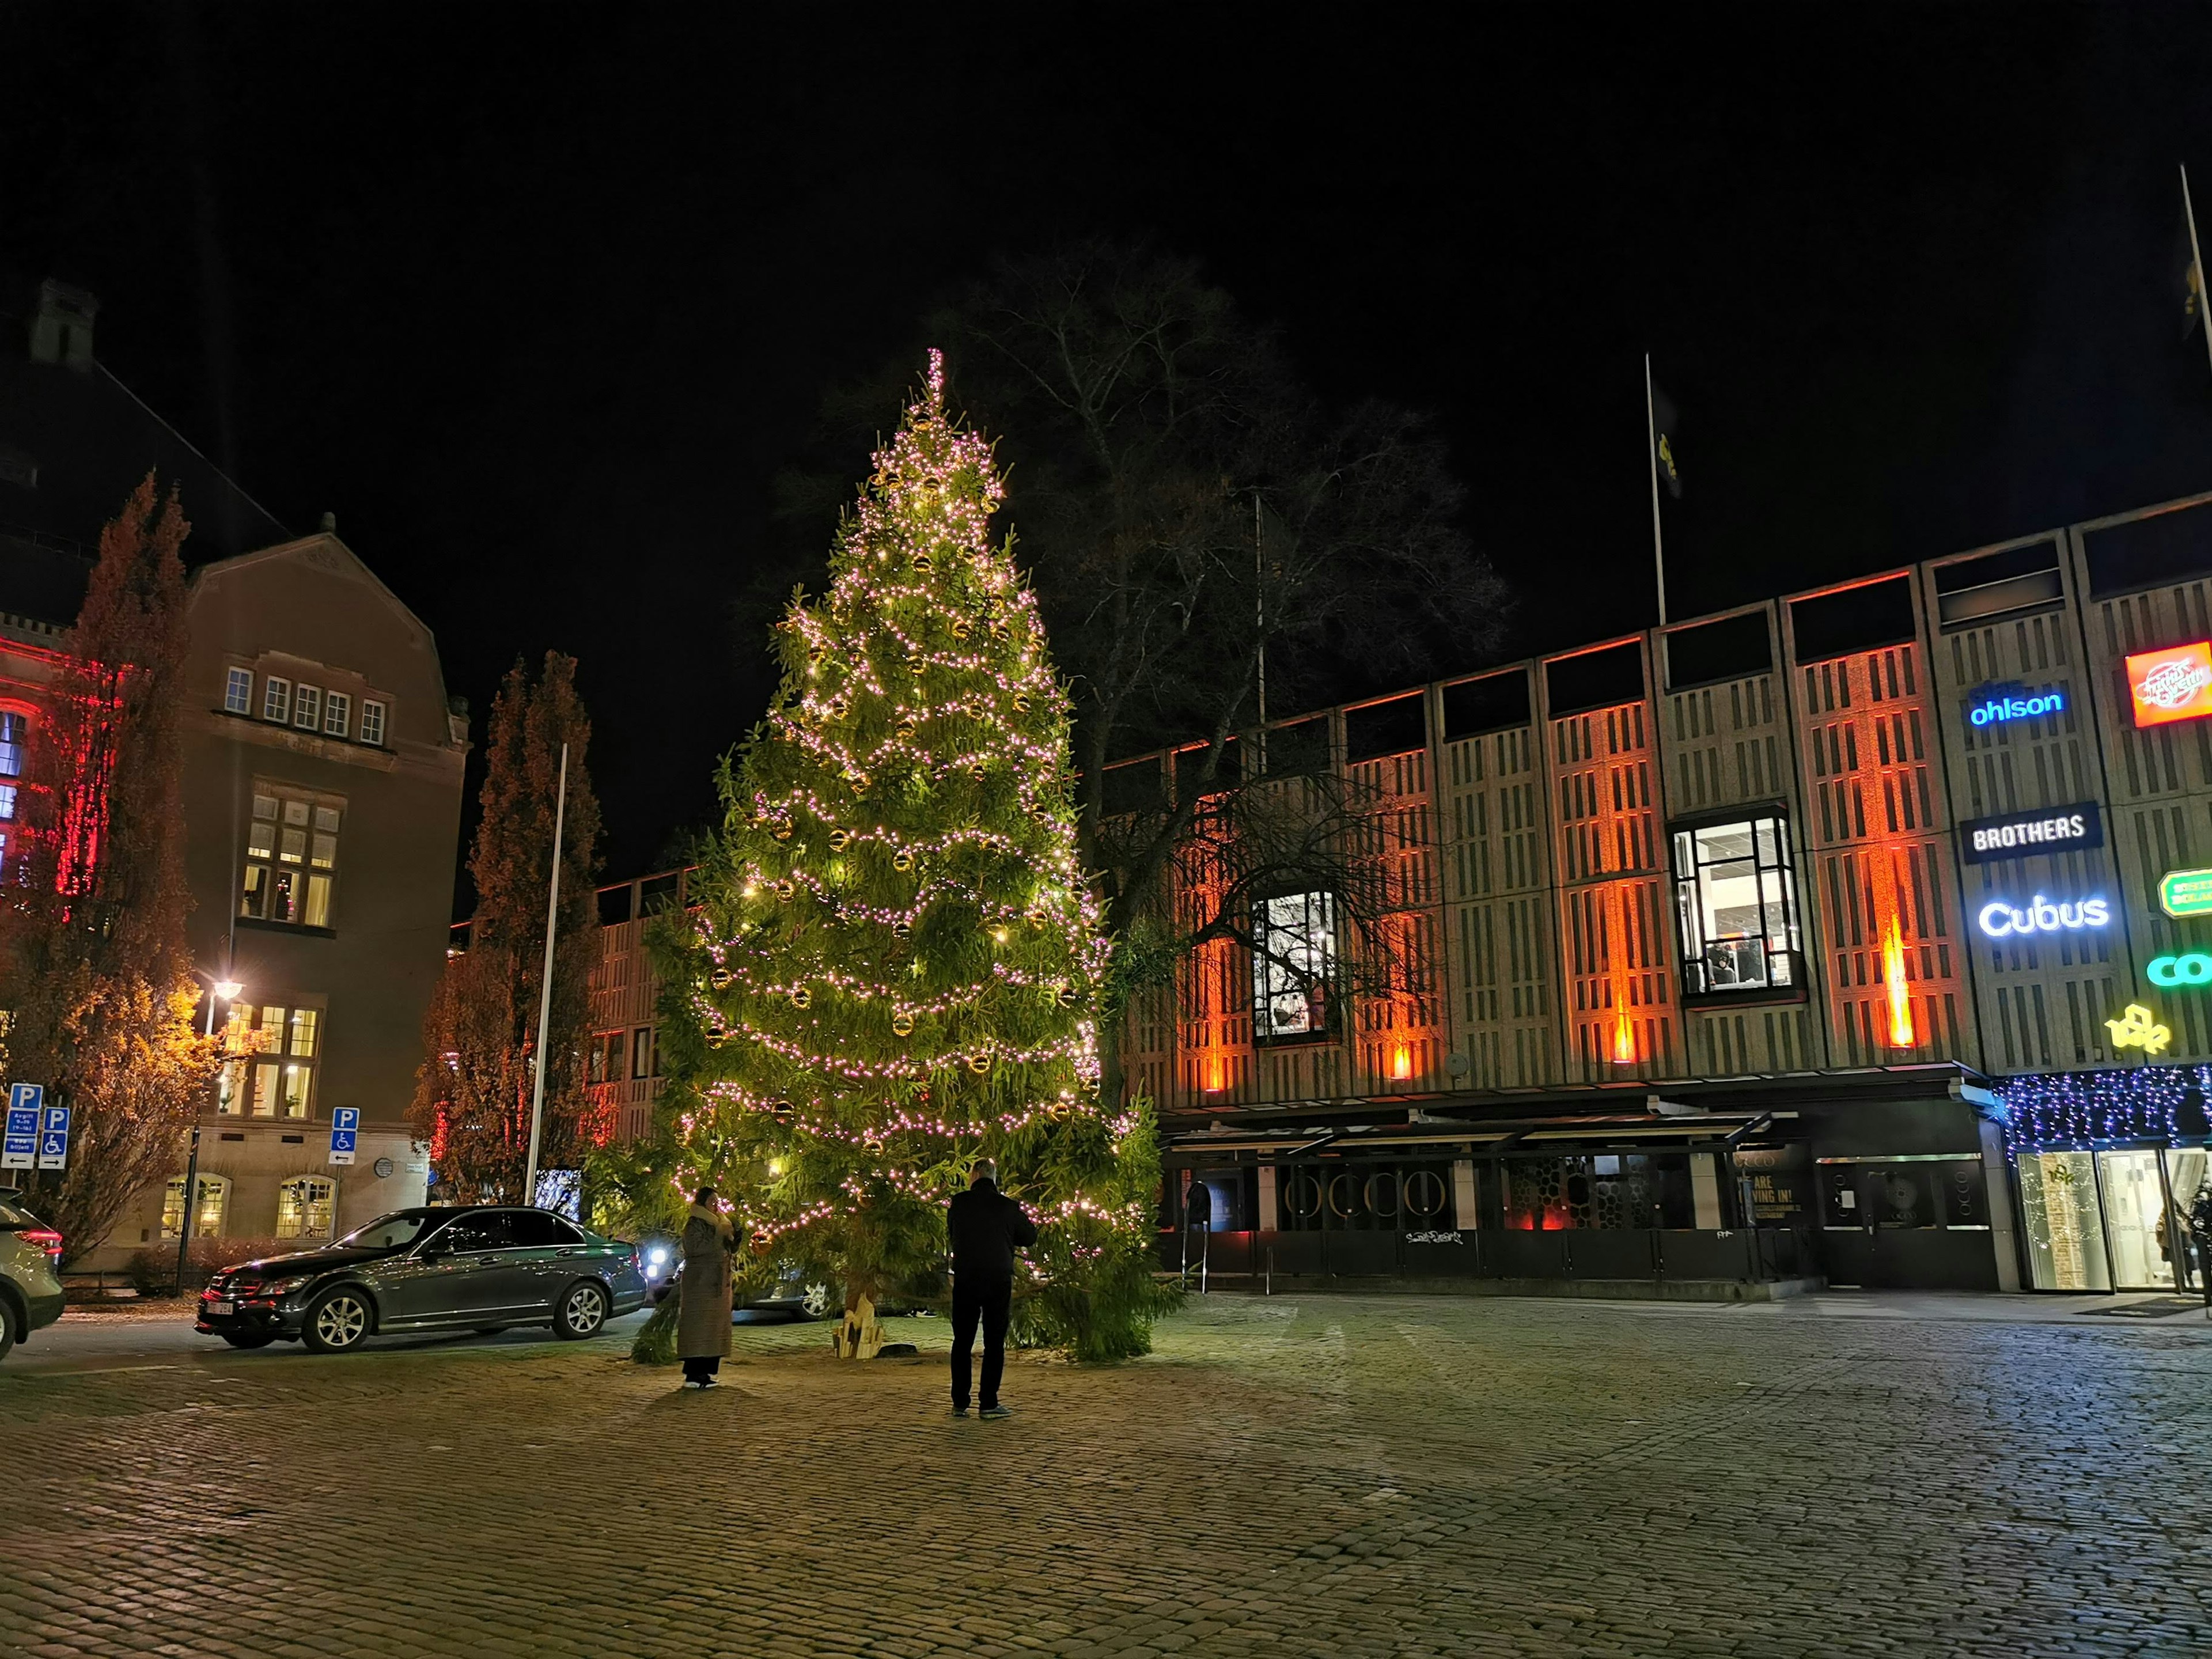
[2019,1152,2111,1291]
[2097,1150,2176,1290]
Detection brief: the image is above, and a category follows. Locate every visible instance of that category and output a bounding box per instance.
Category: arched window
[275,1176,336,1240]
[160,1173,229,1240]
[0,704,28,874]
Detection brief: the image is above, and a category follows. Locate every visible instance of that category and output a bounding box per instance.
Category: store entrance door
[2018,1147,2206,1293]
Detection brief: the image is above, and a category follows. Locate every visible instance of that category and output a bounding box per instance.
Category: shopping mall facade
[1122,490,2212,1297]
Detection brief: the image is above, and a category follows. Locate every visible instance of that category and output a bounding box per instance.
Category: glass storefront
[2017,1146,2207,1291]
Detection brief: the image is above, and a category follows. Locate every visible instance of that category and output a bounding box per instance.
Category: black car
[195,1205,649,1354]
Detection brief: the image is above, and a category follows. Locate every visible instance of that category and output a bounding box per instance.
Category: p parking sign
[329,1107,359,1167]
[1,1082,39,1172]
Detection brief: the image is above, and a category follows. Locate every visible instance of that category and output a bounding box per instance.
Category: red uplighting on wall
[1389,1043,1412,1081]
[1881,915,1915,1048]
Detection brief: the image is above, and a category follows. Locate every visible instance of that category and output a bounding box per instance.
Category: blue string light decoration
[1997,1065,2196,1157]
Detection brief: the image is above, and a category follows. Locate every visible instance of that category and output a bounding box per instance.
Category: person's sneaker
[697,1376,718,1389]
[950,1405,969,1418]
[979,1404,1012,1420]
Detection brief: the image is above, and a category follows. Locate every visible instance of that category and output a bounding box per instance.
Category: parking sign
[1,1082,39,1172]
[36,1101,70,1171]
[329,1106,359,1167]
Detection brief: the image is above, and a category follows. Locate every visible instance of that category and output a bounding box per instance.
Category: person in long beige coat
[677,1187,736,1389]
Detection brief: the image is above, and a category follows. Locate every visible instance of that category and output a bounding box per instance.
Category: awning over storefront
[1164,1108,1796,1165]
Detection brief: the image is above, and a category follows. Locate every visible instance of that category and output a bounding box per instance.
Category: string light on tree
[656,351,1166,1362]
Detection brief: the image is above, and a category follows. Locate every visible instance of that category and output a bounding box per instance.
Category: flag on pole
[1650,383,1682,499]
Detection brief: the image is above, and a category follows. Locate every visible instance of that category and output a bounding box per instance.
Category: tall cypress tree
[2,475,215,1260]
[410,652,602,1202]
[661,354,1162,1360]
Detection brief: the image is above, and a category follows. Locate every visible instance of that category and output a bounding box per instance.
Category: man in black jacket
[948,1160,1037,1419]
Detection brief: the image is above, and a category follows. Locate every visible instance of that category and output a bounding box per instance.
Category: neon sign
[2127,641,2212,728]
[1976,893,2111,939]
[1957,803,2101,864]
[2105,1003,2172,1056]
[2158,868,2212,918]
[2147,953,2212,986]
[1965,683,2064,728]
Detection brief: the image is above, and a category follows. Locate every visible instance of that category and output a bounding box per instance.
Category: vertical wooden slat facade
[1441,709,1558,1088]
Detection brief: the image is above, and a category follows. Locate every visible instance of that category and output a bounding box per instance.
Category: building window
[1671,812,1802,998]
[360,699,387,747]
[262,677,290,723]
[323,691,350,738]
[0,710,24,777]
[275,1176,336,1240]
[223,1002,322,1119]
[160,1173,229,1240]
[224,667,253,714]
[1252,890,1339,1043]
[293,685,322,732]
[240,789,342,929]
[590,1030,627,1084]
[631,1027,654,1079]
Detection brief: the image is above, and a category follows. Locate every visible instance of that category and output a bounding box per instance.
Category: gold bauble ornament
[950,618,971,640]
[892,1011,915,1037]
[967,763,987,783]
[828,828,851,851]
[892,920,912,939]
[790,986,812,1009]
[1057,984,1080,1007]
[897,717,917,740]
[966,1053,991,1074]
[773,822,793,842]
[710,968,735,990]
[774,880,796,901]
[892,851,914,872]
[1011,693,1030,713]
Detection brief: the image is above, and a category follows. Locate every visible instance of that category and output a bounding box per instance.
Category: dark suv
[195,1205,647,1354]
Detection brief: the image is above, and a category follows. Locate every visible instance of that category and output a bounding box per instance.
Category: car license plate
[208,1300,234,1316]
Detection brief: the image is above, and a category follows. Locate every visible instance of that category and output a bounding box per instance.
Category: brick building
[0,279,468,1265]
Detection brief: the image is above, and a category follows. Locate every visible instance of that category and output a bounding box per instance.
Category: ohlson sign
[1965,682,2065,729]
[1976,893,2111,939]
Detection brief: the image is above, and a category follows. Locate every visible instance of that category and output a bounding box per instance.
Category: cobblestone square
[5,1294,2211,1657]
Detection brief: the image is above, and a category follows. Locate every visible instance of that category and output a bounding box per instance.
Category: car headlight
[259,1275,313,1297]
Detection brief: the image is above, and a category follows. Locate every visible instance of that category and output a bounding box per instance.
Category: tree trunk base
[832,1294,887,1359]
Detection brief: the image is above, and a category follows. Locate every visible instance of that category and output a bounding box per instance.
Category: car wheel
[0,1299,16,1363]
[219,1332,276,1350]
[554,1281,608,1339]
[800,1282,836,1319]
[301,1287,373,1354]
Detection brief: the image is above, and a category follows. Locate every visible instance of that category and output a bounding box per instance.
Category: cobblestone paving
[5,1295,2211,1657]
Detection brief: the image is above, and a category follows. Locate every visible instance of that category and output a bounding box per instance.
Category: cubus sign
[2126,641,2212,728]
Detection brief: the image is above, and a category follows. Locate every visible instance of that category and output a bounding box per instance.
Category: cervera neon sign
[2127,641,2212,728]
[2147,953,2212,986]
[1965,683,2065,728]
[1976,893,2111,939]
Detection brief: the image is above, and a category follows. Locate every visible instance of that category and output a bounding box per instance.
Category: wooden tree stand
[832,1294,887,1359]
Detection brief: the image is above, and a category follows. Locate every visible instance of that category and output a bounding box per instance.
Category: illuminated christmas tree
[662,353,1163,1360]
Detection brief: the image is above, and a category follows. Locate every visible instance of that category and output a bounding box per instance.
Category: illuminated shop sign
[2159,868,2212,918]
[1975,893,2111,939]
[1964,681,2065,729]
[1956,802,2102,865]
[2126,641,2212,728]
[2147,952,2212,986]
[2105,1003,2172,1056]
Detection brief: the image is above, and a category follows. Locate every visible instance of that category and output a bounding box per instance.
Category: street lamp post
[175,975,243,1297]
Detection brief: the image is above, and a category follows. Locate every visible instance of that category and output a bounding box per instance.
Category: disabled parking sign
[329,1106,359,1167]
[1,1082,40,1172]
[36,1099,69,1171]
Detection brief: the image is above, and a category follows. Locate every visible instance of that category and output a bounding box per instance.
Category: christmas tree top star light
[661,351,1164,1361]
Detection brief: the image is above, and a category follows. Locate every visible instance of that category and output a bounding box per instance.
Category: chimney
[27,279,97,370]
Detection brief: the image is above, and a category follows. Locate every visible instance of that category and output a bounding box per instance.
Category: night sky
[6,6,2212,889]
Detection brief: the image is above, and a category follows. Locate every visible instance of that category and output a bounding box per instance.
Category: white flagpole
[522,741,569,1207]
[1645,353,1668,628]
[2186,164,2212,381]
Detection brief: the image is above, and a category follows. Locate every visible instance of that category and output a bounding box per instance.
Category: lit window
[240,787,341,930]
[632,1027,654,1079]
[360,700,387,747]
[262,677,290,723]
[0,710,24,776]
[0,784,16,822]
[281,1064,311,1119]
[275,1176,336,1240]
[1671,813,1803,998]
[289,1007,319,1057]
[590,1030,627,1084]
[293,685,321,732]
[1252,891,1339,1043]
[224,668,253,715]
[323,691,350,738]
[160,1174,229,1240]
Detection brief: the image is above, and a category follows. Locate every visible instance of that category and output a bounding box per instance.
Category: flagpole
[522,740,569,1208]
[2186,164,2212,381]
[1645,353,1668,628]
